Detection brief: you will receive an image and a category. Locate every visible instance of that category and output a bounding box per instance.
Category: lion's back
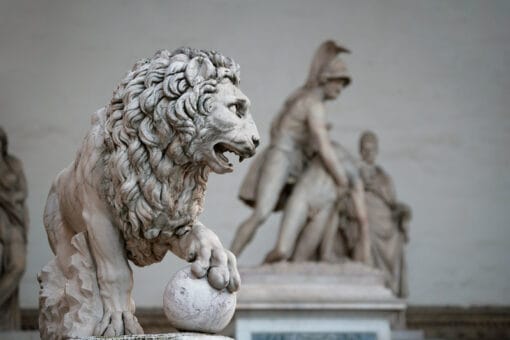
[48,108,109,233]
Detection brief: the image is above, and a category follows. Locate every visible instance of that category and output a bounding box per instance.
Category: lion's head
[101,48,259,265]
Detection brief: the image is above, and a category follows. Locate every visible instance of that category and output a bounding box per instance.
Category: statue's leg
[230,148,290,255]
[264,169,321,263]
[318,204,343,262]
[350,179,372,265]
[84,208,143,336]
[43,183,76,271]
[293,202,335,261]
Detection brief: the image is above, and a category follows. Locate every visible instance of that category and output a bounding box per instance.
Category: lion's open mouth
[212,142,252,173]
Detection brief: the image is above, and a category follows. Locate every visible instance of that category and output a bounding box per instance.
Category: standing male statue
[231,41,368,259]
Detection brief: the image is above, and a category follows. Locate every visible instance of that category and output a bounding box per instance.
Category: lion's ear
[185,57,215,86]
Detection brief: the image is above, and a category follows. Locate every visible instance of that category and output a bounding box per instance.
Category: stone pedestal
[72,333,233,340]
[234,262,406,340]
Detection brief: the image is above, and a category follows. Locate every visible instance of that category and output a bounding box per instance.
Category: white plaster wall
[0,0,509,308]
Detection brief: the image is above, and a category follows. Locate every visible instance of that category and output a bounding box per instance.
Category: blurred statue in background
[358,131,411,298]
[263,140,370,265]
[0,127,28,330]
[231,40,370,265]
[263,131,411,298]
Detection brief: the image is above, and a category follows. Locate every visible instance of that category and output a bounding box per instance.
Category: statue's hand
[170,223,240,293]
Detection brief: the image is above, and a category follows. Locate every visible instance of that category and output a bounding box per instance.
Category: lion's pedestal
[234,262,406,340]
[72,333,232,340]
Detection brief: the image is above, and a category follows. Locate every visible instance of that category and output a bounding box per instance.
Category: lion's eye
[229,103,244,118]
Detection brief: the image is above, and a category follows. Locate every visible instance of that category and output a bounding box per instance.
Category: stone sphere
[163,266,237,333]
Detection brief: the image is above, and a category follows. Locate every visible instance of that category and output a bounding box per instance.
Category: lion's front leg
[84,209,144,336]
[169,221,241,293]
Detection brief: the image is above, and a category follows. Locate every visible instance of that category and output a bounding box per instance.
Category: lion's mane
[101,48,240,266]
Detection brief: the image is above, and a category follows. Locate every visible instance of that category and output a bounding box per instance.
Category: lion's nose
[252,136,260,148]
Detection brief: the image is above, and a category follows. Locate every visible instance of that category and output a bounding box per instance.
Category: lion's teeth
[218,152,228,163]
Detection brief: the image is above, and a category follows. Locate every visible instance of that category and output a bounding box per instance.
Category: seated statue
[0,127,28,330]
[231,41,371,263]
[38,48,260,339]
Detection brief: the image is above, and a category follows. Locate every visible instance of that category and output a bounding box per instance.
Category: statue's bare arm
[307,104,348,188]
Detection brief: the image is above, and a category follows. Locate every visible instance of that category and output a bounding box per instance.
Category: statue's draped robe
[0,157,28,330]
[362,165,408,298]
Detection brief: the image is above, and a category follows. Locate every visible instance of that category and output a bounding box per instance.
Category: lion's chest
[113,164,209,243]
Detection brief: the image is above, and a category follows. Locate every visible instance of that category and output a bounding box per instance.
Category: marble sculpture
[38,47,259,339]
[358,131,411,298]
[231,40,371,265]
[261,131,411,298]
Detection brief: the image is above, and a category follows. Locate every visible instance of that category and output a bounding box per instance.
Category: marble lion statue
[38,48,259,339]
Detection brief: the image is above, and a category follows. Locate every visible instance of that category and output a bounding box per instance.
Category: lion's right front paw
[171,222,241,293]
[94,311,144,336]
[191,241,241,293]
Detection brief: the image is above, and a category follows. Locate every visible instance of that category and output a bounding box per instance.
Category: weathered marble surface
[163,266,236,333]
[0,126,28,330]
[38,47,259,339]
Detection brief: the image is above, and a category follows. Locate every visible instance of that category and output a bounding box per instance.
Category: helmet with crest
[304,40,351,88]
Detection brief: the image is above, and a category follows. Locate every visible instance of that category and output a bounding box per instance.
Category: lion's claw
[171,222,241,292]
[208,266,229,290]
[226,249,241,292]
[123,311,144,334]
[94,311,143,336]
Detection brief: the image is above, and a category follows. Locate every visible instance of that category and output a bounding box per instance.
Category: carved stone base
[72,333,233,340]
[237,261,405,309]
[234,262,406,339]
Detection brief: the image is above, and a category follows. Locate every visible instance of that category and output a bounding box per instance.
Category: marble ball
[163,266,236,333]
